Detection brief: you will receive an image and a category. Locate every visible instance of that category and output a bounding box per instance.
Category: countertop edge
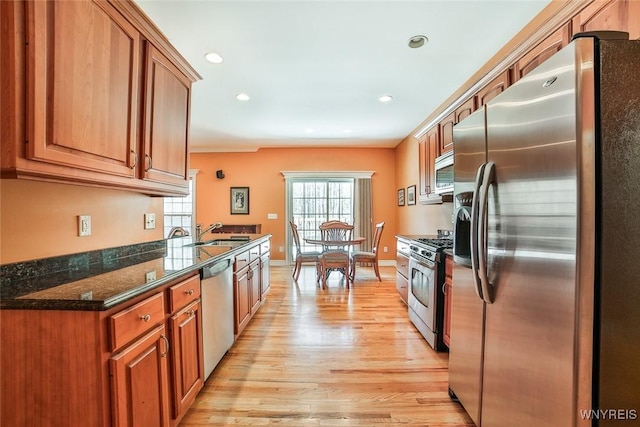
[0,234,272,311]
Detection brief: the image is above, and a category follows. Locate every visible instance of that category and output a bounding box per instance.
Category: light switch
[144,213,156,230]
[78,215,91,237]
[267,213,278,220]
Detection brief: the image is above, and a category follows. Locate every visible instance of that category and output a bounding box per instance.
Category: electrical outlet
[279,246,284,252]
[383,246,388,253]
[145,270,157,283]
[144,213,156,230]
[78,215,91,237]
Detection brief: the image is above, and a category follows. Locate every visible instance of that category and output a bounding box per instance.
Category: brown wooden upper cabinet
[439,97,476,155]
[573,0,640,40]
[418,126,440,197]
[512,24,571,83]
[1,0,200,196]
[476,70,510,107]
[25,0,140,180]
[141,44,192,188]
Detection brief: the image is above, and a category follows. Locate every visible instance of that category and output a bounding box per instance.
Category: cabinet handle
[160,334,169,358]
[140,314,151,322]
[184,289,194,296]
[145,154,152,172]
[130,150,138,169]
[442,283,447,295]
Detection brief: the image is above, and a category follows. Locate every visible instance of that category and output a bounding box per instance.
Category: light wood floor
[179,265,474,426]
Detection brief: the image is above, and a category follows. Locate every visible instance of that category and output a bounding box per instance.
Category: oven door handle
[470,163,486,301]
[477,162,495,304]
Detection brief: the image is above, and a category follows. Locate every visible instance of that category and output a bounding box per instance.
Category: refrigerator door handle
[477,161,496,304]
[470,163,486,301]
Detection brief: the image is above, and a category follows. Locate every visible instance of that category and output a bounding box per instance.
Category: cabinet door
[250,261,261,314]
[443,258,453,348]
[141,44,191,189]
[513,24,570,83]
[396,271,409,305]
[439,112,455,155]
[25,0,139,177]
[260,254,271,299]
[476,70,510,107]
[169,299,204,420]
[234,268,251,335]
[439,97,476,155]
[110,323,171,427]
[418,126,439,196]
[573,0,640,40]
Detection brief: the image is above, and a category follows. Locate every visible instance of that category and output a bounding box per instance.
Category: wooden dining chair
[317,220,354,288]
[290,221,322,283]
[350,221,385,281]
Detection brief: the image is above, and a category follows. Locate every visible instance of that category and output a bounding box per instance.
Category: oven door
[408,256,439,350]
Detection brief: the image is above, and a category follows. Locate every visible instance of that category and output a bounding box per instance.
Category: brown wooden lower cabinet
[443,256,453,348]
[110,323,172,427]
[0,272,203,427]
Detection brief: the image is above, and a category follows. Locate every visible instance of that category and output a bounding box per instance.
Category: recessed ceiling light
[343,129,352,133]
[408,35,428,49]
[379,95,393,103]
[204,52,223,64]
[236,93,250,101]
[304,128,314,133]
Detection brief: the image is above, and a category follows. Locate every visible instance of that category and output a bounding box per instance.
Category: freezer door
[449,108,487,425]
[480,40,585,426]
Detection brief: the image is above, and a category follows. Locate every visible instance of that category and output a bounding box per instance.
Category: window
[289,179,354,258]
[163,173,196,239]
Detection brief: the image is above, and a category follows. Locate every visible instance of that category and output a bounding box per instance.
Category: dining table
[304,237,366,287]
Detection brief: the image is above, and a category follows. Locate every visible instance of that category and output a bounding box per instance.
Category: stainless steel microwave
[434,151,454,194]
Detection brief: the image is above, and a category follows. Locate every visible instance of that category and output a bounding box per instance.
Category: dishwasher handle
[201,258,232,280]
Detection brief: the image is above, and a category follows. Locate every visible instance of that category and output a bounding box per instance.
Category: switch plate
[145,270,157,283]
[144,213,156,230]
[78,215,91,237]
[383,246,388,253]
[267,213,278,220]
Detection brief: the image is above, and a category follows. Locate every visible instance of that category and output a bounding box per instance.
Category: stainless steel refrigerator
[449,32,640,427]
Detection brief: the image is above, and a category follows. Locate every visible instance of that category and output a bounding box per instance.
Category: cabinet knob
[140,314,151,322]
[185,289,194,296]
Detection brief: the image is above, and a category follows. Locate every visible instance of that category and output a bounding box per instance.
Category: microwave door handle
[470,163,486,301]
[477,161,496,304]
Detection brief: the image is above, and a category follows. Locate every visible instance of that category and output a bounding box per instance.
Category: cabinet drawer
[235,250,251,271]
[260,241,270,255]
[248,245,261,263]
[168,274,201,313]
[109,292,165,351]
[396,252,409,279]
[397,239,410,256]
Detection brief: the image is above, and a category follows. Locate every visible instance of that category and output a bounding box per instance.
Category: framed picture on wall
[397,188,405,206]
[407,185,416,205]
[230,187,250,214]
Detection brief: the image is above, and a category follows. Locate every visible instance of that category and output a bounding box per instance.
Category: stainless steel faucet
[167,226,189,238]
[196,222,223,242]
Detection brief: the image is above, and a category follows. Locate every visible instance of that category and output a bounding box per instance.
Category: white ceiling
[135,0,551,152]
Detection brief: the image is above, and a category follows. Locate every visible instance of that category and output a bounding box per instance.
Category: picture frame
[397,188,405,206]
[230,187,250,214]
[407,185,416,205]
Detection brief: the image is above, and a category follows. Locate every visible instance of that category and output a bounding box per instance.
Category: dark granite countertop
[0,234,271,311]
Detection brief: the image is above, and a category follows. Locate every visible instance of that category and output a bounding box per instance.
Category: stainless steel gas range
[407,232,453,351]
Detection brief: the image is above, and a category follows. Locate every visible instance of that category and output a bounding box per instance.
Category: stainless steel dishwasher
[200,257,234,380]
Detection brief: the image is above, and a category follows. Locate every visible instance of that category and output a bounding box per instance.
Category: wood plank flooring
[179,265,474,426]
